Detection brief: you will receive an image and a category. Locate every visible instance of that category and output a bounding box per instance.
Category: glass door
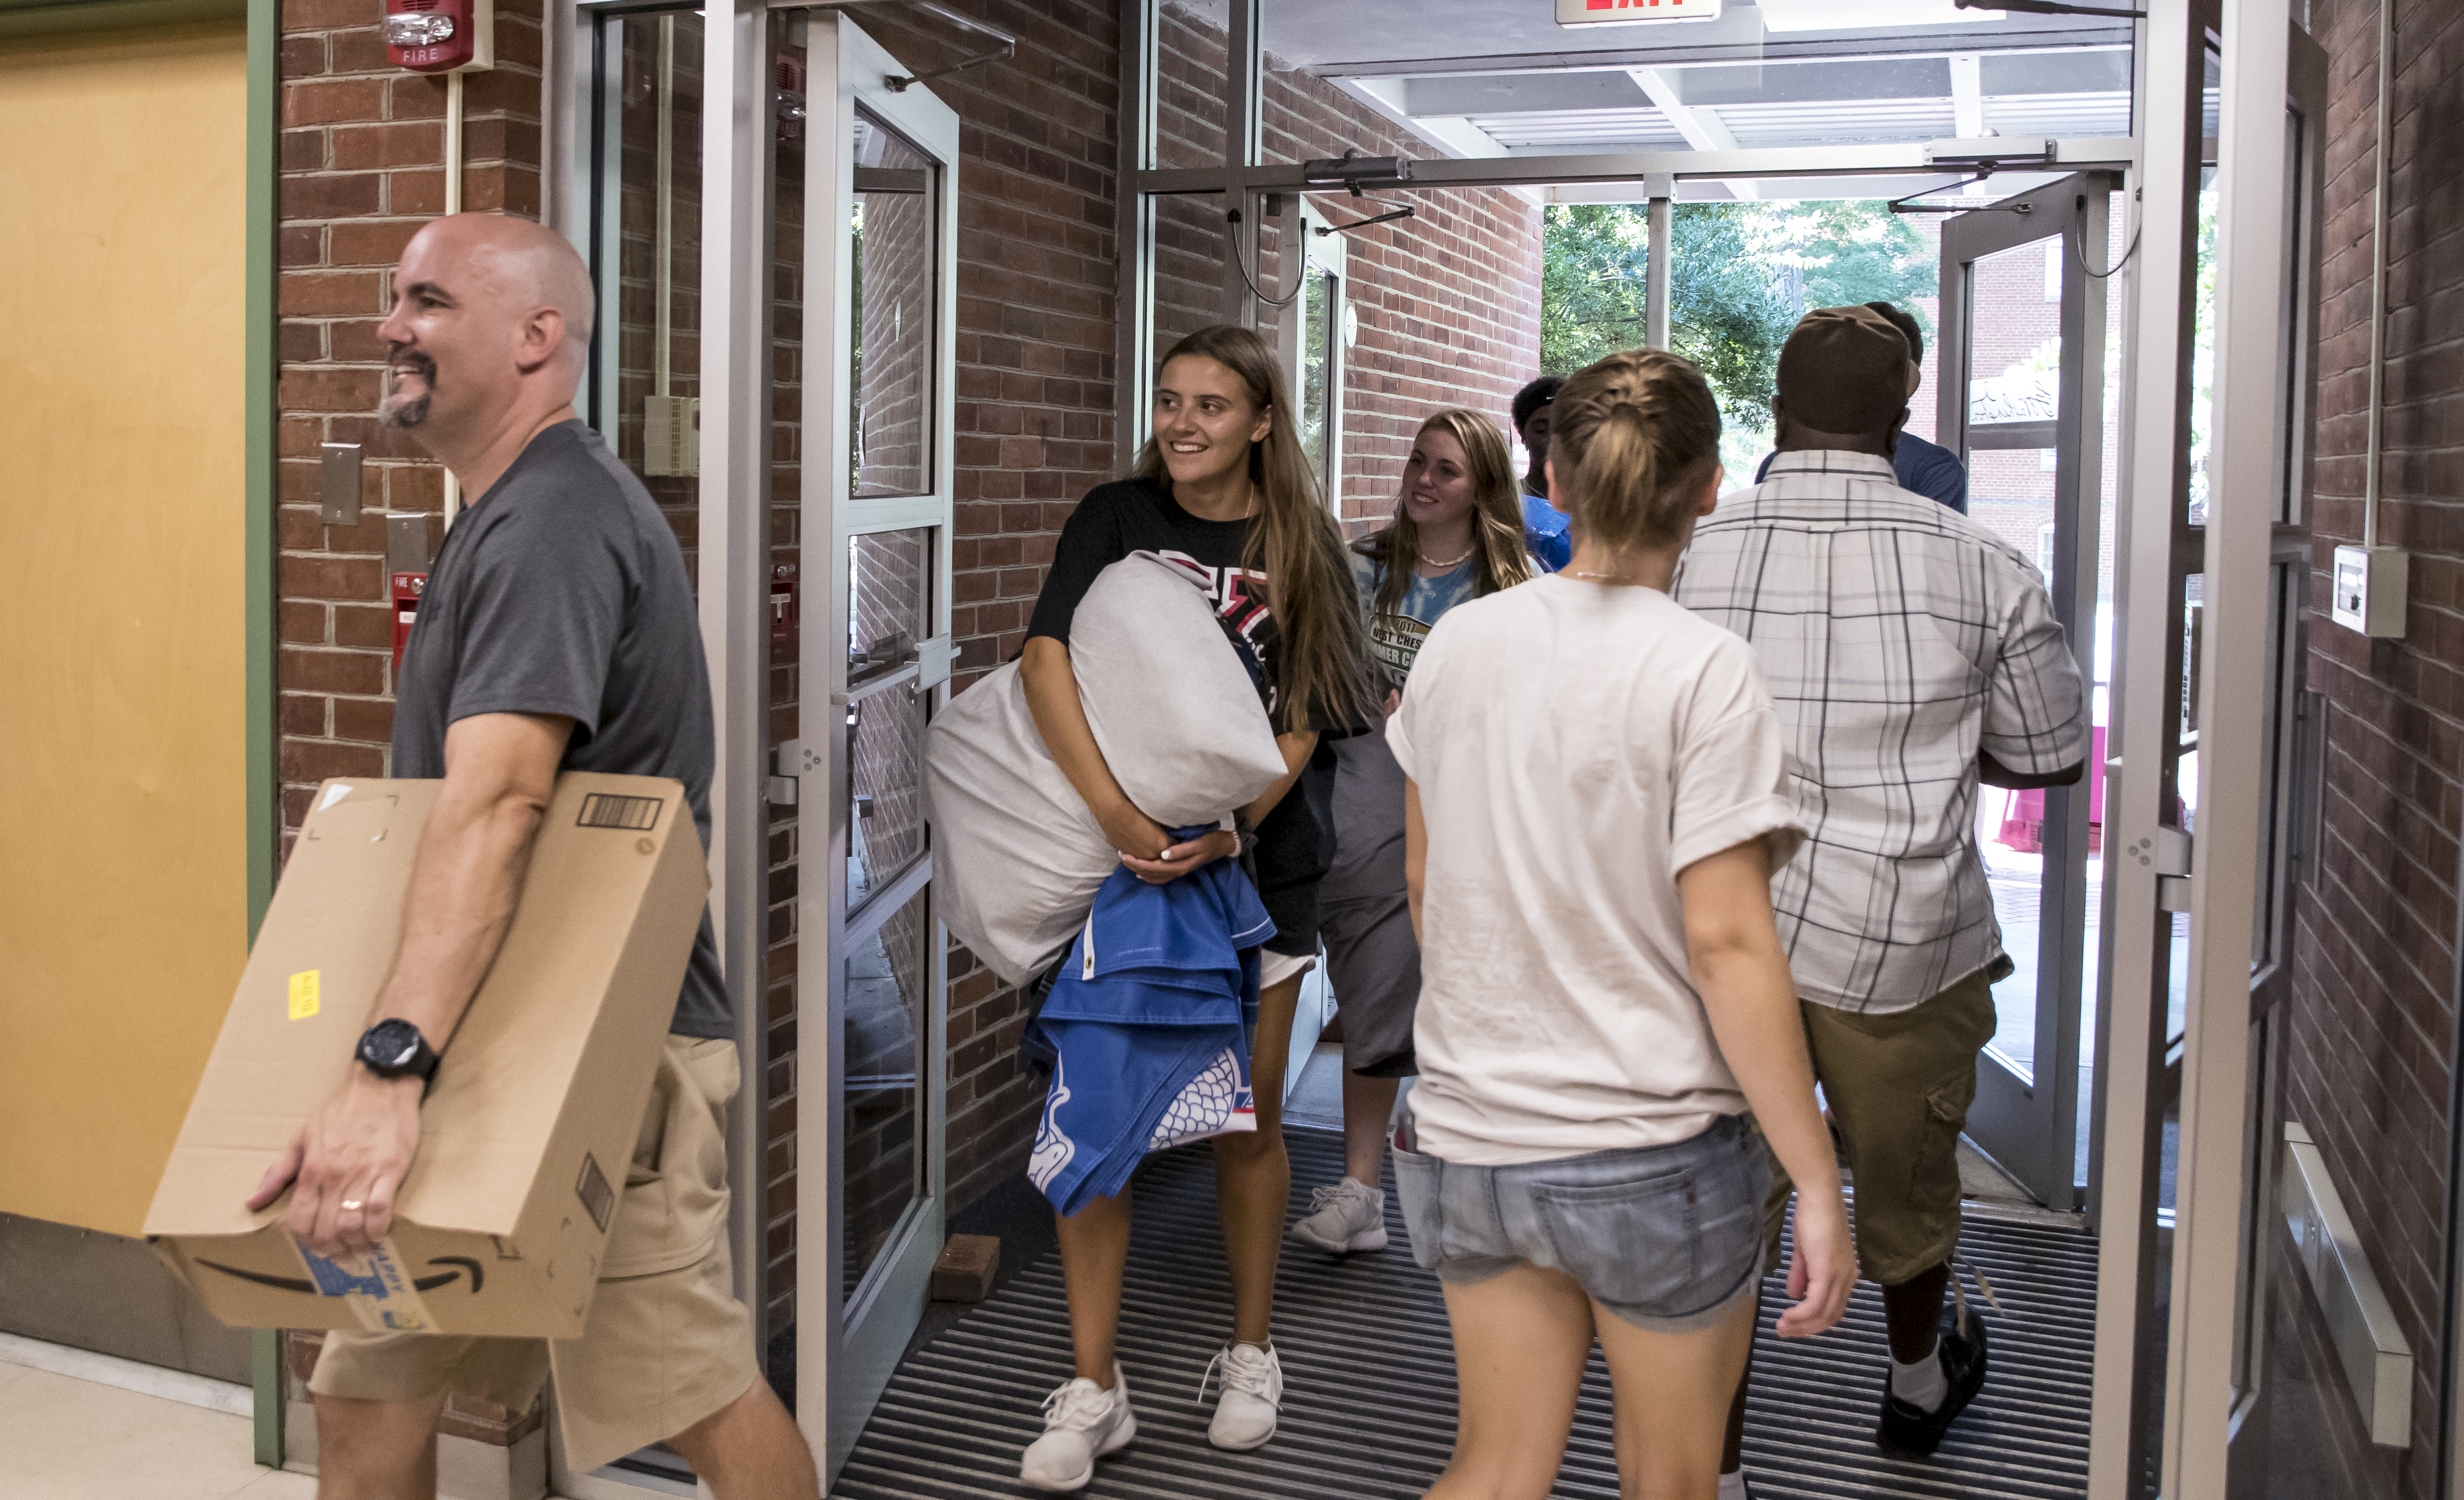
[2088,5,2327,1492]
[1271,198,1347,510]
[784,12,959,1484]
[1936,172,2114,1209]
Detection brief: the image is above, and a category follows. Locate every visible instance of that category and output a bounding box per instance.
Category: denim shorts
[1392,1112,1769,1334]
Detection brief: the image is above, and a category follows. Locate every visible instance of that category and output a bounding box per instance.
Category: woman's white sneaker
[1201,1341,1283,1450]
[1288,1176,1389,1253]
[1020,1365,1136,1492]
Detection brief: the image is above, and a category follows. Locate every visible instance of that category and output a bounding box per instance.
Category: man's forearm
[371,781,550,1052]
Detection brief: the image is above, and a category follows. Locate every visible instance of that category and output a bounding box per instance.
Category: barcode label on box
[575,1152,614,1233]
[576,794,662,831]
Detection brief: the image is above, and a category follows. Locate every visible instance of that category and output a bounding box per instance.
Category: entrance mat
[834,1130,2092,1499]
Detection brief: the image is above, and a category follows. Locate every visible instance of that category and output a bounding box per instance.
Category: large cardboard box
[145,774,709,1338]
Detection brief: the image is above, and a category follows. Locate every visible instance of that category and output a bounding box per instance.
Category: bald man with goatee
[246,215,817,1499]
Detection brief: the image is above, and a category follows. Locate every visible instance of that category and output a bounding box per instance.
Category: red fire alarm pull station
[385,512,440,675]
[392,571,427,673]
[383,0,492,73]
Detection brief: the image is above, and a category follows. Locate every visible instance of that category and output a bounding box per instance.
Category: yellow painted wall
[0,22,252,1236]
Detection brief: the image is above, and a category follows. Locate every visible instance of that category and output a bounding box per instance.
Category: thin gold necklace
[1420,544,1475,571]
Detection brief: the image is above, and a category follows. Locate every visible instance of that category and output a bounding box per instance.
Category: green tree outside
[1541,200,1938,474]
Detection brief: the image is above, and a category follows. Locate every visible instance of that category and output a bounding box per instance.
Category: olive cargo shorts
[1760,968,1998,1287]
[309,1037,762,1475]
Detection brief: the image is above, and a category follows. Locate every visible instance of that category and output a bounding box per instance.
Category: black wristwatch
[356,1019,440,1097]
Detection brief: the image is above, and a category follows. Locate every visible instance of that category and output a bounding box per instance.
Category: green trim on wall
[245,0,280,1468]
[0,0,244,40]
[244,0,274,943]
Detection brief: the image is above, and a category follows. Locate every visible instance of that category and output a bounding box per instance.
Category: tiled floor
[0,1341,311,1500]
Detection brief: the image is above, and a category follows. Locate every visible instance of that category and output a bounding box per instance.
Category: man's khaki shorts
[1760,968,1998,1287]
[310,1036,762,1475]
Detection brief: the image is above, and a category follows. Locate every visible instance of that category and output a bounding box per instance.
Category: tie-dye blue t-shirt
[1349,548,1483,690]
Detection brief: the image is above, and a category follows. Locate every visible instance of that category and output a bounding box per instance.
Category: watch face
[363,1018,424,1070]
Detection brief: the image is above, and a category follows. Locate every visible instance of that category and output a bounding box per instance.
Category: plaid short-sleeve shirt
[1673,451,2091,1014]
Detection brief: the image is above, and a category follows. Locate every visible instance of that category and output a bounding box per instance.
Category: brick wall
[762,18,805,1334]
[274,0,544,837]
[2280,0,2464,1490]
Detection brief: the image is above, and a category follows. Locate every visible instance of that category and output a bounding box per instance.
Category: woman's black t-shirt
[1025,477,1347,957]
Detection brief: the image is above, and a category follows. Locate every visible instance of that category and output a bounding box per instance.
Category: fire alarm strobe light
[1558,0,1723,23]
[385,0,493,73]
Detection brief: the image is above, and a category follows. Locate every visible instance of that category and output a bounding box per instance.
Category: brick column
[275,0,544,848]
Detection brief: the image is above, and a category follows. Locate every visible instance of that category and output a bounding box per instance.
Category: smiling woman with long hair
[1287,408,1535,1259]
[1009,324,1370,1491]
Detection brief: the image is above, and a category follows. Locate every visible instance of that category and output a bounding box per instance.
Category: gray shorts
[1320,890,1419,1077]
[1392,1112,1768,1334]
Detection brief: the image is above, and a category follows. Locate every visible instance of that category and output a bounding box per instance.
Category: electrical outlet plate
[2330,544,2407,638]
[320,442,363,526]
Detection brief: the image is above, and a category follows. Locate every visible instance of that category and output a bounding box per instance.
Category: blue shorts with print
[1392,1111,1769,1335]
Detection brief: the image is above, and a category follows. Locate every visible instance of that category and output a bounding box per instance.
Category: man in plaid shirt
[1678,306,2090,1482]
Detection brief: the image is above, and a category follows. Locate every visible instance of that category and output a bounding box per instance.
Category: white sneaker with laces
[1202,1340,1283,1450]
[1019,1365,1136,1492]
[1287,1176,1388,1253]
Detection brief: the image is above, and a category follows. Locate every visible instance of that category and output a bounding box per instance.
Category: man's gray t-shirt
[392,420,731,1039]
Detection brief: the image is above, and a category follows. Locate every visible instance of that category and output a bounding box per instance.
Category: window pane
[850,109,937,498]
[847,529,931,906]
[598,9,706,584]
[843,883,928,1305]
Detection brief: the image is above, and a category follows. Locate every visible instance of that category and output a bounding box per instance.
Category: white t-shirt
[1386,576,1806,1166]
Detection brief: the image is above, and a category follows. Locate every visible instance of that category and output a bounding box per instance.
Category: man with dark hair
[1509,375,1572,571]
[1751,300,1968,512]
[1678,306,2089,1494]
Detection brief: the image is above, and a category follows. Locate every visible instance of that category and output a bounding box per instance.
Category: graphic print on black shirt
[1025,477,1353,955]
[1026,477,1319,726]
[1149,550,1275,711]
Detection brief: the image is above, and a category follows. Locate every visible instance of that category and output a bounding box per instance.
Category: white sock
[1891,1339,1948,1411]
[1717,1469,1750,1500]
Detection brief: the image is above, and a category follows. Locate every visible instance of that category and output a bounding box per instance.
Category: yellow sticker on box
[289,970,321,1021]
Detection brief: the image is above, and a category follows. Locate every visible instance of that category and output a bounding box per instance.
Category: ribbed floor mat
[835,1130,2092,1498]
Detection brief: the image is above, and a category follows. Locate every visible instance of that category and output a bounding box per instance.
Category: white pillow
[925,552,1287,985]
[1072,552,1286,826]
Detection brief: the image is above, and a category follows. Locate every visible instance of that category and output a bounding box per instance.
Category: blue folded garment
[1026,830,1275,1215]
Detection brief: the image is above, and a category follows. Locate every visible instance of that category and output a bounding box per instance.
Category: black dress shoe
[1876,1309,1989,1457]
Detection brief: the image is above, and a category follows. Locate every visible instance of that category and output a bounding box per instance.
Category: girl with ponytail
[1011,325,1370,1490]
[1287,408,1536,1257]
[1384,349,1856,1498]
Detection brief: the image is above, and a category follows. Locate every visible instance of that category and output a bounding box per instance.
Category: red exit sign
[1558,0,1723,23]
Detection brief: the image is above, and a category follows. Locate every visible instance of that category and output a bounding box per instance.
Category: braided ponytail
[1550,350,1722,551]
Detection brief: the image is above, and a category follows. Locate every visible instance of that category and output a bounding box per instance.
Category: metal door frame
[1105,4,2144,470]
[1936,171,2113,1211]
[558,5,957,1488]
[790,12,960,1484]
[2086,0,2329,1492]
[1271,197,1348,511]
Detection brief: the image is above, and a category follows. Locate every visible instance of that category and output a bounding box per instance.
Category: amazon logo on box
[143,777,708,1339]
